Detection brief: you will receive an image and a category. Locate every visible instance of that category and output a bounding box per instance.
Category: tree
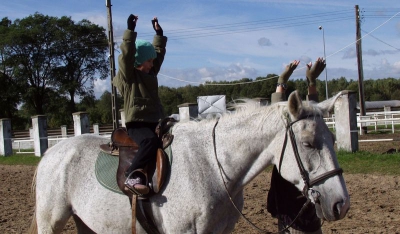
[1,13,62,115]
[159,86,183,115]
[45,90,73,128]
[51,16,109,113]
[76,91,122,125]
[97,91,113,124]
[1,13,109,118]
[0,18,22,120]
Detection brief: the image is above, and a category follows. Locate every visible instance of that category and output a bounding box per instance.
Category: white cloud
[393,61,400,72]
[93,78,111,98]
[158,63,259,87]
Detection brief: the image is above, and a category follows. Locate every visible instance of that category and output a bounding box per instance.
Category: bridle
[212,114,343,234]
[273,114,343,232]
[278,115,343,200]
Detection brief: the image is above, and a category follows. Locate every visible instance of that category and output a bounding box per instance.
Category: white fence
[323,110,400,135]
[12,133,112,153]
[9,110,400,154]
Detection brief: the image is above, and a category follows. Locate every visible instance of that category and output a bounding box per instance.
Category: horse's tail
[28,167,38,234]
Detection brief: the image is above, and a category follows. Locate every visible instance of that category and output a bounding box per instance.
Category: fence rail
[323,112,400,135]
[12,133,112,154]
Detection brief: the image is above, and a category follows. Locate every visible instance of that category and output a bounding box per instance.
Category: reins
[212,113,343,234]
[212,119,274,234]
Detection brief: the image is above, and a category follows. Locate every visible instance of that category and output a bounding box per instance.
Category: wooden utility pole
[355,5,367,134]
[106,0,119,130]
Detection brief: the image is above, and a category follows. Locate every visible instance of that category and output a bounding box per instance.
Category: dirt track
[1,133,399,233]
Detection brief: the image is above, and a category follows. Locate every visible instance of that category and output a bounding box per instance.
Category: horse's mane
[227,98,323,117]
[175,98,325,130]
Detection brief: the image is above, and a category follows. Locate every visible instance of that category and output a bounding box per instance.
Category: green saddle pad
[95,151,123,195]
[95,146,173,195]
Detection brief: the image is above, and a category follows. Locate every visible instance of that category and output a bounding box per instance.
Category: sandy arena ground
[1,133,399,233]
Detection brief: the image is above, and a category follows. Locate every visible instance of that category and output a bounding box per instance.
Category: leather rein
[212,114,343,234]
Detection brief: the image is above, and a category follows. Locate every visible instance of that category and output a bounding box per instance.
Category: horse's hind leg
[73,215,96,234]
[35,201,72,233]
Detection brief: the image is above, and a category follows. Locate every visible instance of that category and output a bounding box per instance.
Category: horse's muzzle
[334,197,350,220]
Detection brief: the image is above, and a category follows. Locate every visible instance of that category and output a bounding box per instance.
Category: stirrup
[124,170,149,196]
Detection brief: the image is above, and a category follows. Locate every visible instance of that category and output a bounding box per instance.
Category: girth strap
[130,196,160,234]
[136,200,161,234]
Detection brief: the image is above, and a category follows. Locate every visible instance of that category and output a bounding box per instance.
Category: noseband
[278,115,343,199]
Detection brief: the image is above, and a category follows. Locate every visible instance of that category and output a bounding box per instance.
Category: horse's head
[277,91,350,221]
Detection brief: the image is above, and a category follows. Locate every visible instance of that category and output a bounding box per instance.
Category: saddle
[99,117,176,198]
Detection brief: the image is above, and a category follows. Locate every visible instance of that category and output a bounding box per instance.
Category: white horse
[29,91,349,234]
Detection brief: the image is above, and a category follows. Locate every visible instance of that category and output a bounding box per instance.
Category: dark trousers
[125,122,159,177]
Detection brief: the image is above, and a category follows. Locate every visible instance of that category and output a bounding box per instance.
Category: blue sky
[2,0,400,98]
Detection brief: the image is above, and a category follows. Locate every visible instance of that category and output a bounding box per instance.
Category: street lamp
[319,26,329,100]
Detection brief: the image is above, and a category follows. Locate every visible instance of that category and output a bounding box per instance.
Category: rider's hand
[277,60,300,84]
[151,17,163,36]
[306,57,326,87]
[127,14,138,31]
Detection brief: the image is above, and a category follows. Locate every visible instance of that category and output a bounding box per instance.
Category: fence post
[29,128,34,139]
[72,112,90,136]
[334,91,358,152]
[93,123,99,135]
[253,97,270,107]
[384,106,391,128]
[178,103,198,122]
[61,125,68,138]
[0,118,12,156]
[32,115,48,157]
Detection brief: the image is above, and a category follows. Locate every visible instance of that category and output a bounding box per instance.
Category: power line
[361,29,400,51]
[159,10,400,86]
[139,11,355,39]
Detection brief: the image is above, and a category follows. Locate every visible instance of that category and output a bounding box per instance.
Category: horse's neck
[215,107,284,193]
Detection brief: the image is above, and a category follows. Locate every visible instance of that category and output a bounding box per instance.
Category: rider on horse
[112,14,167,195]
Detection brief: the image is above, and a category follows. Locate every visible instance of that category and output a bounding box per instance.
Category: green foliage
[156,75,400,116]
[76,91,122,125]
[159,86,183,115]
[0,18,23,121]
[51,16,109,113]
[0,12,109,126]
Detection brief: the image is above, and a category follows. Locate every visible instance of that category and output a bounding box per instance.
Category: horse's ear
[287,91,303,119]
[317,91,344,114]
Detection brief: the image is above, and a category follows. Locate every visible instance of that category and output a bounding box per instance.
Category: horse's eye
[302,142,313,148]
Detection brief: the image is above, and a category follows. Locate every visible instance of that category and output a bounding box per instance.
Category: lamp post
[319,26,329,100]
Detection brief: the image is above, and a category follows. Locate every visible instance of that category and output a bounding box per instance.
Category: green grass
[0,150,41,165]
[337,150,400,175]
[1,149,400,175]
